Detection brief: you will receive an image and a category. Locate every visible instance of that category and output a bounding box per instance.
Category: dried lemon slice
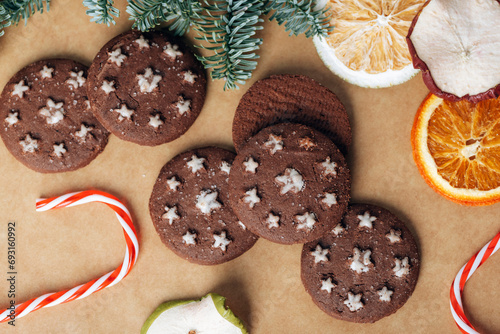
[314,0,424,88]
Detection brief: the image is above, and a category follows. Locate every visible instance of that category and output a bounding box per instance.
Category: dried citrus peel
[314,0,424,88]
[412,94,500,205]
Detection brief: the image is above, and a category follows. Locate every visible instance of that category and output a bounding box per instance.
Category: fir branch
[0,0,50,36]
[126,0,202,36]
[0,6,11,37]
[264,0,333,38]
[83,0,119,26]
[195,0,264,90]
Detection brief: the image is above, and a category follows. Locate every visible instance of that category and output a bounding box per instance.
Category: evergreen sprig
[264,0,333,38]
[0,0,333,90]
[195,0,264,90]
[0,0,50,36]
[127,0,202,36]
[83,0,119,26]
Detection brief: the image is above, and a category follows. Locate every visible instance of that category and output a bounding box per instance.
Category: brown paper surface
[0,1,499,333]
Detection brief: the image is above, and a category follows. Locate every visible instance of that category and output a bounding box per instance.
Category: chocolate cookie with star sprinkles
[232,74,351,155]
[0,59,109,173]
[87,30,206,146]
[301,203,420,323]
[228,123,350,244]
[149,147,259,265]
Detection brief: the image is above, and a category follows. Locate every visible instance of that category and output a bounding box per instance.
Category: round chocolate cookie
[87,30,206,146]
[301,204,420,323]
[228,123,350,244]
[0,59,109,173]
[149,147,259,265]
[232,74,351,155]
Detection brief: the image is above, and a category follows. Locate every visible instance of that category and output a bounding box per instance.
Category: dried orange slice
[412,93,500,205]
[314,0,425,88]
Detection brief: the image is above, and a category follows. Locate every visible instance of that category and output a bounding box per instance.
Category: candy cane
[450,232,500,334]
[0,190,139,323]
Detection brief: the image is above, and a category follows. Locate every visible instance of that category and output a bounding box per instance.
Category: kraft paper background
[0,1,498,333]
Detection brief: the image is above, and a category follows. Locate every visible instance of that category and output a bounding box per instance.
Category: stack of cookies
[149,74,420,323]
[0,30,206,173]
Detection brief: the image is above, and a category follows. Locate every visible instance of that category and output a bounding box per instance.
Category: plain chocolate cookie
[88,30,206,146]
[0,59,109,173]
[149,147,259,265]
[301,203,420,323]
[232,74,351,155]
[228,123,350,244]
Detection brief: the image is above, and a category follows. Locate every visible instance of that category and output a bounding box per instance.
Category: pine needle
[264,0,333,38]
[195,0,264,90]
[126,0,201,36]
[83,0,119,26]
[0,0,50,36]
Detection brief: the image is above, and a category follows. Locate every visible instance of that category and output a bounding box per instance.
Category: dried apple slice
[407,0,500,102]
[141,293,248,334]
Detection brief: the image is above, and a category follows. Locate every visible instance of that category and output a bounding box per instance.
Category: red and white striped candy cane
[0,190,139,323]
[450,232,500,334]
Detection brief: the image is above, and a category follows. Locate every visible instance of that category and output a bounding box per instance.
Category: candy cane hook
[450,232,500,334]
[0,190,139,323]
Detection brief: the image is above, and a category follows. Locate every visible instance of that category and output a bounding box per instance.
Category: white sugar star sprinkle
[386,229,402,243]
[393,257,410,277]
[101,80,115,95]
[167,177,181,191]
[220,161,231,174]
[164,43,183,59]
[148,114,163,128]
[175,97,191,115]
[311,244,328,264]
[75,124,93,141]
[243,157,259,173]
[5,112,18,126]
[243,188,260,208]
[53,143,66,158]
[320,157,337,177]
[332,224,345,236]
[66,71,86,89]
[19,134,38,153]
[264,134,283,154]
[137,68,162,93]
[275,168,304,194]
[358,211,376,229]
[40,65,54,79]
[349,248,372,274]
[187,155,205,173]
[213,231,231,252]
[182,70,197,84]
[12,80,29,98]
[378,286,393,302]
[344,292,363,312]
[196,190,221,215]
[39,99,64,125]
[322,192,337,207]
[266,213,280,229]
[321,278,336,293]
[299,137,316,150]
[162,206,180,225]
[295,212,316,231]
[135,35,149,49]
[108,48,126,66]
[113,104,134,121]
[182,231,197,245]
